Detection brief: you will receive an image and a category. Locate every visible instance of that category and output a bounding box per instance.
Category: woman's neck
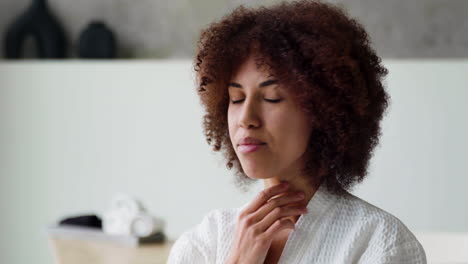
[263,175,321,223]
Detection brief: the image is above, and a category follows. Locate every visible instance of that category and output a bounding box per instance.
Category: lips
[238,144,265,153]
[238,136,266,146]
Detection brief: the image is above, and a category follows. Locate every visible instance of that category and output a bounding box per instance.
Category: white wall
[0,59,467,264]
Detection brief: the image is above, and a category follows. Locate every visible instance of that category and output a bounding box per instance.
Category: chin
[239,157,278,177]
[242,167,274,180]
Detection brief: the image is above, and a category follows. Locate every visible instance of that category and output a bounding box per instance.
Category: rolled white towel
[109,193,145,217]
[102,193,165,237]
[102,209,133,235]
[129,214,166,237]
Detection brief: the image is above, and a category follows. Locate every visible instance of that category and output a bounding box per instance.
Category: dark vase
[3,0,67,59]
[78,21,117,59]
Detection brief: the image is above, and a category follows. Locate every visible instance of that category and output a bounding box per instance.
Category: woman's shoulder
[199,206,240,229]
[336,191,427,262]
[167,207,239,263]
[178,206,239,241]
[339,191,415,233]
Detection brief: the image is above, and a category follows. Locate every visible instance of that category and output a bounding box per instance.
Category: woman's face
[227,55,313,180]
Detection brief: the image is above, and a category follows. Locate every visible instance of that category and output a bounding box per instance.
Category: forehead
[231,55,273,80]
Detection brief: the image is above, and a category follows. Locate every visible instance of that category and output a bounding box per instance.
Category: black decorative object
[59,214,102,229]
[3,0,67,59]
[78,21,117,59]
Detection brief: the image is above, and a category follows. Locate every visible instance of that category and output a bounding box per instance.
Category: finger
[254,191,305,221]
[263,217,295,240]
[241,182,289,214]
[255,205,306,233]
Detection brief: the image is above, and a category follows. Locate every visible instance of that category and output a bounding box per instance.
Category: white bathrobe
[167,183,427,263]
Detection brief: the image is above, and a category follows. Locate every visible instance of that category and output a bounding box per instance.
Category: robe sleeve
[166,232,209,263]
[167,209,219,264]
[367,240,427,264]
[356,214,427,264]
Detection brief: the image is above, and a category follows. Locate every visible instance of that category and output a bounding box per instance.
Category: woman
[168,0,426,263]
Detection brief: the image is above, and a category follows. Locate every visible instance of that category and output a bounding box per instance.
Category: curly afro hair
[193,0,390,195]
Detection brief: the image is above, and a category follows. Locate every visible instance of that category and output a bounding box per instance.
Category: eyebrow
[228,79,278,89]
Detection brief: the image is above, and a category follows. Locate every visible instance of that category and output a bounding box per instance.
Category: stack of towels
[101,193,165,238]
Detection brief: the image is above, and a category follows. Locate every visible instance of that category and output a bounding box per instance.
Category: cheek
[268,110,311,151]
[291,115,312,144]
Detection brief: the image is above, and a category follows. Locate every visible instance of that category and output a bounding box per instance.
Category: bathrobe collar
[238,182,341,263]
[277,181,341,263]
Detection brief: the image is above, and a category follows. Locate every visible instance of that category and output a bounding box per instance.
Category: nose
[238,97,261,129]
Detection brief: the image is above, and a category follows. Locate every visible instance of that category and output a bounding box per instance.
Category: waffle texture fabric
[167,182,427,263]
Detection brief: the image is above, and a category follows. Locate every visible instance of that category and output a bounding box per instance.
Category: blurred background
[0,0,467,263]
[0,0,468,58]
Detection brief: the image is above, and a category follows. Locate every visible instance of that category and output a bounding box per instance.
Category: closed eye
[231,99,282,104]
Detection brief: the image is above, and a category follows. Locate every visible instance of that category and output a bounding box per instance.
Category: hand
[225,182,307,264]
